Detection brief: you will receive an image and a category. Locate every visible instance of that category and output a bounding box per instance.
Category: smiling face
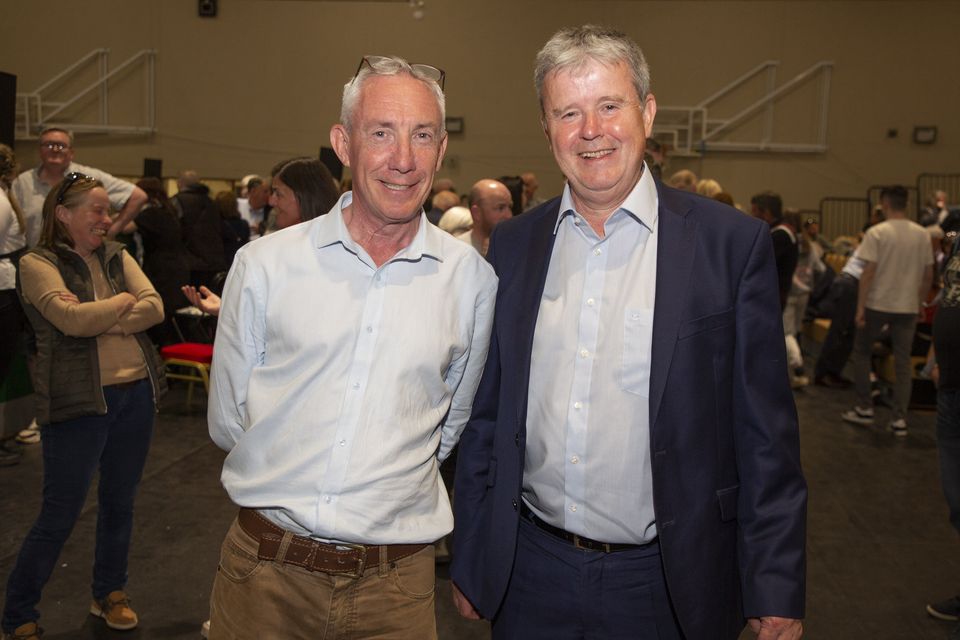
[57,187,112,256]
[330,73,447,228]
[269,176,302,230]
[541,59,655,217]
[38,130,74,176]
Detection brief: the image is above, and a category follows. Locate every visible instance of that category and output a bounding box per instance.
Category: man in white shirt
[206,56,497,640]
[456,179,513,256]
[11,128,147,248]
[842,185,934,436]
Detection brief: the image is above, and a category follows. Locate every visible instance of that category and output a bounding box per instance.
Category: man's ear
[330,124,351,168]
[435,132,448,172]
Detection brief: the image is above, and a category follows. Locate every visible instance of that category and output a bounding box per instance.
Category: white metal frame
[15,48,157,140]
[654,60,833,156]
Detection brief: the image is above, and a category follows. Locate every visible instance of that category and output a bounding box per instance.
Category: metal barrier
[819,197,869,243]
[917,173,960,216]
[866,185,919,220]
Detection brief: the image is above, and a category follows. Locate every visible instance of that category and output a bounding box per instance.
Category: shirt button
[570,455,579,464]
[570,504,578,513]
[324,496,331,504]
[586,298,595,307]
[573,401,582,410]
[339,439,346,447]
[366,326,373,333]
[352,382,360,389]
[579,349,589,358]
[594,248,602,256]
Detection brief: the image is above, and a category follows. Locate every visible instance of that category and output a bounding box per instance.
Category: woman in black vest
[2,174,166,640]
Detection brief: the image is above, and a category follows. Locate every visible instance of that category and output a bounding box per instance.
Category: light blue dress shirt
[209,193,498,544]
[523,168,659,544]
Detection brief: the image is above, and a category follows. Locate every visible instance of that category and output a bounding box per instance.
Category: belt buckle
[572,534,610,553]
[337,543,367,577]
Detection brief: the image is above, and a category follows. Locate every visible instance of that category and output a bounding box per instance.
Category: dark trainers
[927,595,960,621]
[841,406,874,426]
[90,591,138,630]
[3,621,42,639]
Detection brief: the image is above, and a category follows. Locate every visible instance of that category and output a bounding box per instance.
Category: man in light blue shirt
[207,56,497,640]
[452,25,805,640]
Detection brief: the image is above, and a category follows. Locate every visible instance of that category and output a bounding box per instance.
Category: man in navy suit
[451,25,806,640]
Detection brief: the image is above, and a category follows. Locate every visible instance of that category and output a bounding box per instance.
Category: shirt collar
[553,162,658,234]
[315,191,443,263]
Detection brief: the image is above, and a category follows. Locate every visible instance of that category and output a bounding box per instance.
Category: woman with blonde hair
[2,173,166,639]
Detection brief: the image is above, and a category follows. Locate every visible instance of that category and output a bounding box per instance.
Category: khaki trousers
[208,517,437,640]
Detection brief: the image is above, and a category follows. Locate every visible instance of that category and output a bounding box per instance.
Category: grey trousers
[852,308,917,421]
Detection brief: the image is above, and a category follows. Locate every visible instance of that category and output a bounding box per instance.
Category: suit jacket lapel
[514,203,560,424]
[650,188,698,429]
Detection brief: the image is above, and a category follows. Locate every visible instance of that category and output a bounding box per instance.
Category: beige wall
[2,0,958,211]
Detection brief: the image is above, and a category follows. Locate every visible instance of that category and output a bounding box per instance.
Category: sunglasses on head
[55,172,93,205]
[354,55,445,90]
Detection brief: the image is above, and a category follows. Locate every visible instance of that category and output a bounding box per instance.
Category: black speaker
[319,146,343,182]
[0,71,16,148]
[143,158,162,179]
[198,0,217,17]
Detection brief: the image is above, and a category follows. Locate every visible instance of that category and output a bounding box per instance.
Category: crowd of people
[0,23,956,640]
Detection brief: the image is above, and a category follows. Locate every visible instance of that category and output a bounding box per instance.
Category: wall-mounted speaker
[319,147,343,182]
[143,158,162,179]
[199,0,217,18]
[0,72,17,148]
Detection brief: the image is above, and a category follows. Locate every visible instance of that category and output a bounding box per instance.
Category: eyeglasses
[40,141,70,152]
[55,172,92,205]
[354,55,445,90]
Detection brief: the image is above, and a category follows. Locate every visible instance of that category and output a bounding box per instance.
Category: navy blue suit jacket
[451,183,807,639]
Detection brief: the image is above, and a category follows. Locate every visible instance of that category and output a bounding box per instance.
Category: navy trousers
[492,515,683,640]
[2,379,154,631]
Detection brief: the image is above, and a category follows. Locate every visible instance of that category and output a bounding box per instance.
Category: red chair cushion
[160,342,214,364]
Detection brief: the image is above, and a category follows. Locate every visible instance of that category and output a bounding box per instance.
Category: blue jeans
[936,388,960,534]
[2,379,154,631]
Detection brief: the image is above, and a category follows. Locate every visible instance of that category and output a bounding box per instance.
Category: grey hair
[534,25,651,114]
[39,126,75,145]
[340,56,446,131]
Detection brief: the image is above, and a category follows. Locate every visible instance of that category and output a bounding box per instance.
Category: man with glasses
[12,128,147,248]
[206,56,496,639]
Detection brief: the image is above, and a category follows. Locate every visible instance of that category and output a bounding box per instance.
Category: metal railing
[819,197,869,242]
[866,185,919,221]
[16,48,157,140]
[652,59,833,156]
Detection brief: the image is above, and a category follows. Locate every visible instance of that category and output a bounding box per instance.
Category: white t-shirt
[858,218,933,313]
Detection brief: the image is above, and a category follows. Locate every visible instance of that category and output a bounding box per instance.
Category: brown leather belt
[237,508,428,577]
[521,503,655,553]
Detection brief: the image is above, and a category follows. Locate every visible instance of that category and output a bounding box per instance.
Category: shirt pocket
[621,308,654,397]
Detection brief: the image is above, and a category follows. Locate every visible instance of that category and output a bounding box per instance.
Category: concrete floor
[1,359,958,639]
